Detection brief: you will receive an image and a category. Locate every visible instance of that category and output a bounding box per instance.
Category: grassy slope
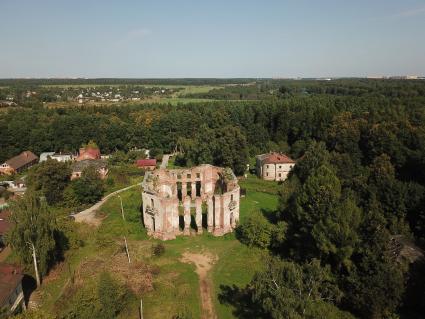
[37,174,279,318]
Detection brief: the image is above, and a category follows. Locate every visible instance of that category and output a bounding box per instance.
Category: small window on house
[279,173,281,177]
[196,173,200,178]
[266,165,269,168]
[151,198,154,208]
[266,173,269,176]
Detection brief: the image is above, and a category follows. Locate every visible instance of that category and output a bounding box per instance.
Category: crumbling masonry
[142,165,240,240]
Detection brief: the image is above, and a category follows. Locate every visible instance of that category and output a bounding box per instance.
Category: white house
[256,152,295,181]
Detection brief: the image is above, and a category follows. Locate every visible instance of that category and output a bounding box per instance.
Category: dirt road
[73,183,141,226]
[181,252,218,319]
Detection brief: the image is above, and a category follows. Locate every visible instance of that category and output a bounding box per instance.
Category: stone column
[183,197,191,235]
[214,196,222,231]
[207,196,214,233]
[195,197,202,234]
[172,199,179,233]
[182,182,187,199]
[191,182,196,199]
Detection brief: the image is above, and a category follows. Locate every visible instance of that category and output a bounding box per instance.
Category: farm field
[34,174,279,318]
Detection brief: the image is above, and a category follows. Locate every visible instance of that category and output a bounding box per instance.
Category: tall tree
[6,192,57,286]
[26,159,71,205]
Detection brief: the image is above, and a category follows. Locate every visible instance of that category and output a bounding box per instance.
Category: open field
[35,174,278,318]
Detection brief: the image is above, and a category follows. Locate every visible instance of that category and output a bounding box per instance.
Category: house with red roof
[136,159,157,170]
[256,152,295,181]
[76,146,101,161]
[0,263,25,314]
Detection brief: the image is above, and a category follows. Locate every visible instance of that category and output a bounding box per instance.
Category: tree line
[2,79,425,318]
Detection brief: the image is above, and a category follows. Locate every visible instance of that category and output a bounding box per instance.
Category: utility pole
[140,298,144,319]
[118,195,131,264]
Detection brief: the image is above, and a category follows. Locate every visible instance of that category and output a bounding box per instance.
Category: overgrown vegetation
[3,78,425,318]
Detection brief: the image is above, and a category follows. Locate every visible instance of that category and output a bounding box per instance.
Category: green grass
[36,174,279,318]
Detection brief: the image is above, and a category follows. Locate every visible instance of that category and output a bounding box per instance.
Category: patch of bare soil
[181,252,218,319]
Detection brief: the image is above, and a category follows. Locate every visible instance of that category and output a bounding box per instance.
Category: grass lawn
[36,174,280,318]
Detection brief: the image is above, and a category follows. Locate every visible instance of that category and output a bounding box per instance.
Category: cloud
[390,6,425,19]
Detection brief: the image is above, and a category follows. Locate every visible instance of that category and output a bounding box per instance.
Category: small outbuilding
[136,159,157,170]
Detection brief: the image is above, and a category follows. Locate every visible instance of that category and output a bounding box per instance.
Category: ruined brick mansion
[142,165,240,240]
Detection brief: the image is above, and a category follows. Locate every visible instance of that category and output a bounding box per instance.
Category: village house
[0,263,25,314]
[76,145,101,161]
[39,152,74,163]
[71,159,108,180]
[0,151,38,175]
[136,159,157,170]
[256,152,295,181]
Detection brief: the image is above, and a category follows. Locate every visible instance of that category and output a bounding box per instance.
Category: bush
[236,211,273,249]
[152,243,165,257]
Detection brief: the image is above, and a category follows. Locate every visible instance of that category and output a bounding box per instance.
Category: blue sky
[0,0,424,78]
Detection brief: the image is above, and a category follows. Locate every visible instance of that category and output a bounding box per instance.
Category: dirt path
[73,183,141,226]
[160,153,173,169]
[181,252,218,319]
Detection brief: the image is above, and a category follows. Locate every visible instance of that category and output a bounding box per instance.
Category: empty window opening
[196,181,201,197]
[186,182,192,197]
[151,198,154,208]
[177,182,182,201]
[179,215,185,231]
[190,214,197,231]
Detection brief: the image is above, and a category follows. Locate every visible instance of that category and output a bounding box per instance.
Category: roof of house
[0,210,11,235]
[5,151,38,170]
[257,152,295,164]
[136,159,157,167]
[72,159,107,173]
[77,147,101,160]
[0,263,23,306]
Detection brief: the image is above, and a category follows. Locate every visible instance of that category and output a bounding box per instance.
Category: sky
[0,0,424,78]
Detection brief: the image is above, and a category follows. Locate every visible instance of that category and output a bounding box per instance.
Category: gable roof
[136,159,157,167]
[5,151,38,170]
[257,152,295,164]
[0,263,23,307]
[72,159,107,173]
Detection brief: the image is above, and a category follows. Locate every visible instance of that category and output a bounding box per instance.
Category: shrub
[236,211,273,249]
[152,243,165,257]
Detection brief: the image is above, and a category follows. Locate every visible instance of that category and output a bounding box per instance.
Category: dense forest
[2,79,425,318]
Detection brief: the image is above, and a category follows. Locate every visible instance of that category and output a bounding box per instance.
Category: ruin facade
[142,164,240,240]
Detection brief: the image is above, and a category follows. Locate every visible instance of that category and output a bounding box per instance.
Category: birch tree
[6,192,57,287]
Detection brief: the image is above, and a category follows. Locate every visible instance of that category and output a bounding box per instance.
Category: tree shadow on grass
[218,284,266,319]
[260,208,278,224]
[22,274,37,306]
